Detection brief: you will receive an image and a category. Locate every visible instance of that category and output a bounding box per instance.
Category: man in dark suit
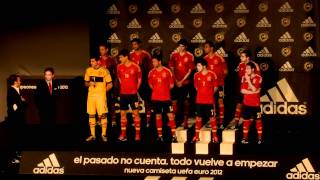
[35,67,59,126]
[7,74,26,163]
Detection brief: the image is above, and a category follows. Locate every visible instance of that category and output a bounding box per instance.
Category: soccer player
[98,43,118,125]
[84,56,113,142]
[233,49,260,128]
[168,39,195,128]
[193,58,219,143]
[240,62,263,144]
[117,49,142,141]
[203,41,228,129]
[148,47,176,142]
[130,38,153,127]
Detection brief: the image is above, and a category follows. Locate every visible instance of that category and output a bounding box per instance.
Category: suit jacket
[35,79,59,112]
[7,86,26,123]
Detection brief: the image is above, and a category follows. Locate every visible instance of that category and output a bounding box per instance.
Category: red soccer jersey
[130,50,152,72]
[100,55,117,78]
[240,74,262,107]
[148,67,174,101]
[194,71,218,104]
[117,62,142,95]
[168,51,194,85]
[204,53,227,86]
[237,60,261,78]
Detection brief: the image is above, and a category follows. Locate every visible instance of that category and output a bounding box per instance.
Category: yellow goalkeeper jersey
[84,67,112,96]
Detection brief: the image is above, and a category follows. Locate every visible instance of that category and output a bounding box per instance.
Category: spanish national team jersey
[84,67,112,96]
[240,74,262,107]
[194,71,218,104]
[99,56,117,78]
[168,51,194,85]
[237,60,261,78]
[130,50,152,71]
[117,62,142,95]
[148,67,174,101]
[204,53,227,86]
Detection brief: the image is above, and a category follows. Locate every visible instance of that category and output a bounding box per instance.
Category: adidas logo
[260,78,307,115]
[279,2,294,12]
[212,18,227,28]
[191,32,206,43]
[33,153,64,174]
[286,158,320,180]
[234,3,249,13]
[190,3,206,14]
[148,33,163,43]
[278,32,294,42]
[169,18,184,28]
[301,46,317,57]
[234,32,249,42]
[257,47,272,57]
[127,18,142,29]
[107,33,121,43]
[216,47,228,57]
[279,61,294,72]
[301,17,317,27]
[256,17,272,28]
[147,4,162,14]
[105,4,120,14]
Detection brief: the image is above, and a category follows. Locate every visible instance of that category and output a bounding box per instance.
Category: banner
[19,151,320,179]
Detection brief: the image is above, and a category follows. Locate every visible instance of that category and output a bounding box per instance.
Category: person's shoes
[172,135,177,142]
[11,158,20,164]
[86,135,96,142]
[257,139,263,144]
[101,135,108,142]
[118,135,127,142]
[241,139,249,144]
[157,136,164,142]
[212,136,219,143]
[192,136,200,143]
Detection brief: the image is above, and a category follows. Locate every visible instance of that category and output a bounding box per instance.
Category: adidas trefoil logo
[191,32,206,43]
[257,47,272,57]
[169,18,184,28]
[147,4,162,14]
[256,17,272,28]
[107,33,121,43]
[301,46,317,57]
[234,32,249,42]
[33,153,64,174]
[279,61,294,72]
[190,3,206,14]
[127,18,142,28]
[279,2,294,12]
[260,78,307,115]
[234,3,249,13]
[301,17,317,28]
[278,32,294,42]
[148,33,163,43]
[286,158,320,179]
[212,18,227,28]
[105,4,120,14]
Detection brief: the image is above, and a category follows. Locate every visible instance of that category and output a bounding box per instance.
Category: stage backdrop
[91,0,320,122]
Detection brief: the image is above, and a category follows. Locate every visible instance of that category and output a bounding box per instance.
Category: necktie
[48,82,52,95]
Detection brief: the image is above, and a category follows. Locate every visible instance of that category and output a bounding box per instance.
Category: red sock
[243,120,251,140]
[234,103,242,124]
[155,114,162,137]
[210,117,217,138]
[218,98,224,125]
[120,116,127,137]
[168,113,176,136]
[133,113,141,140]
[256,119,263,140]
[195,117,202,138]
